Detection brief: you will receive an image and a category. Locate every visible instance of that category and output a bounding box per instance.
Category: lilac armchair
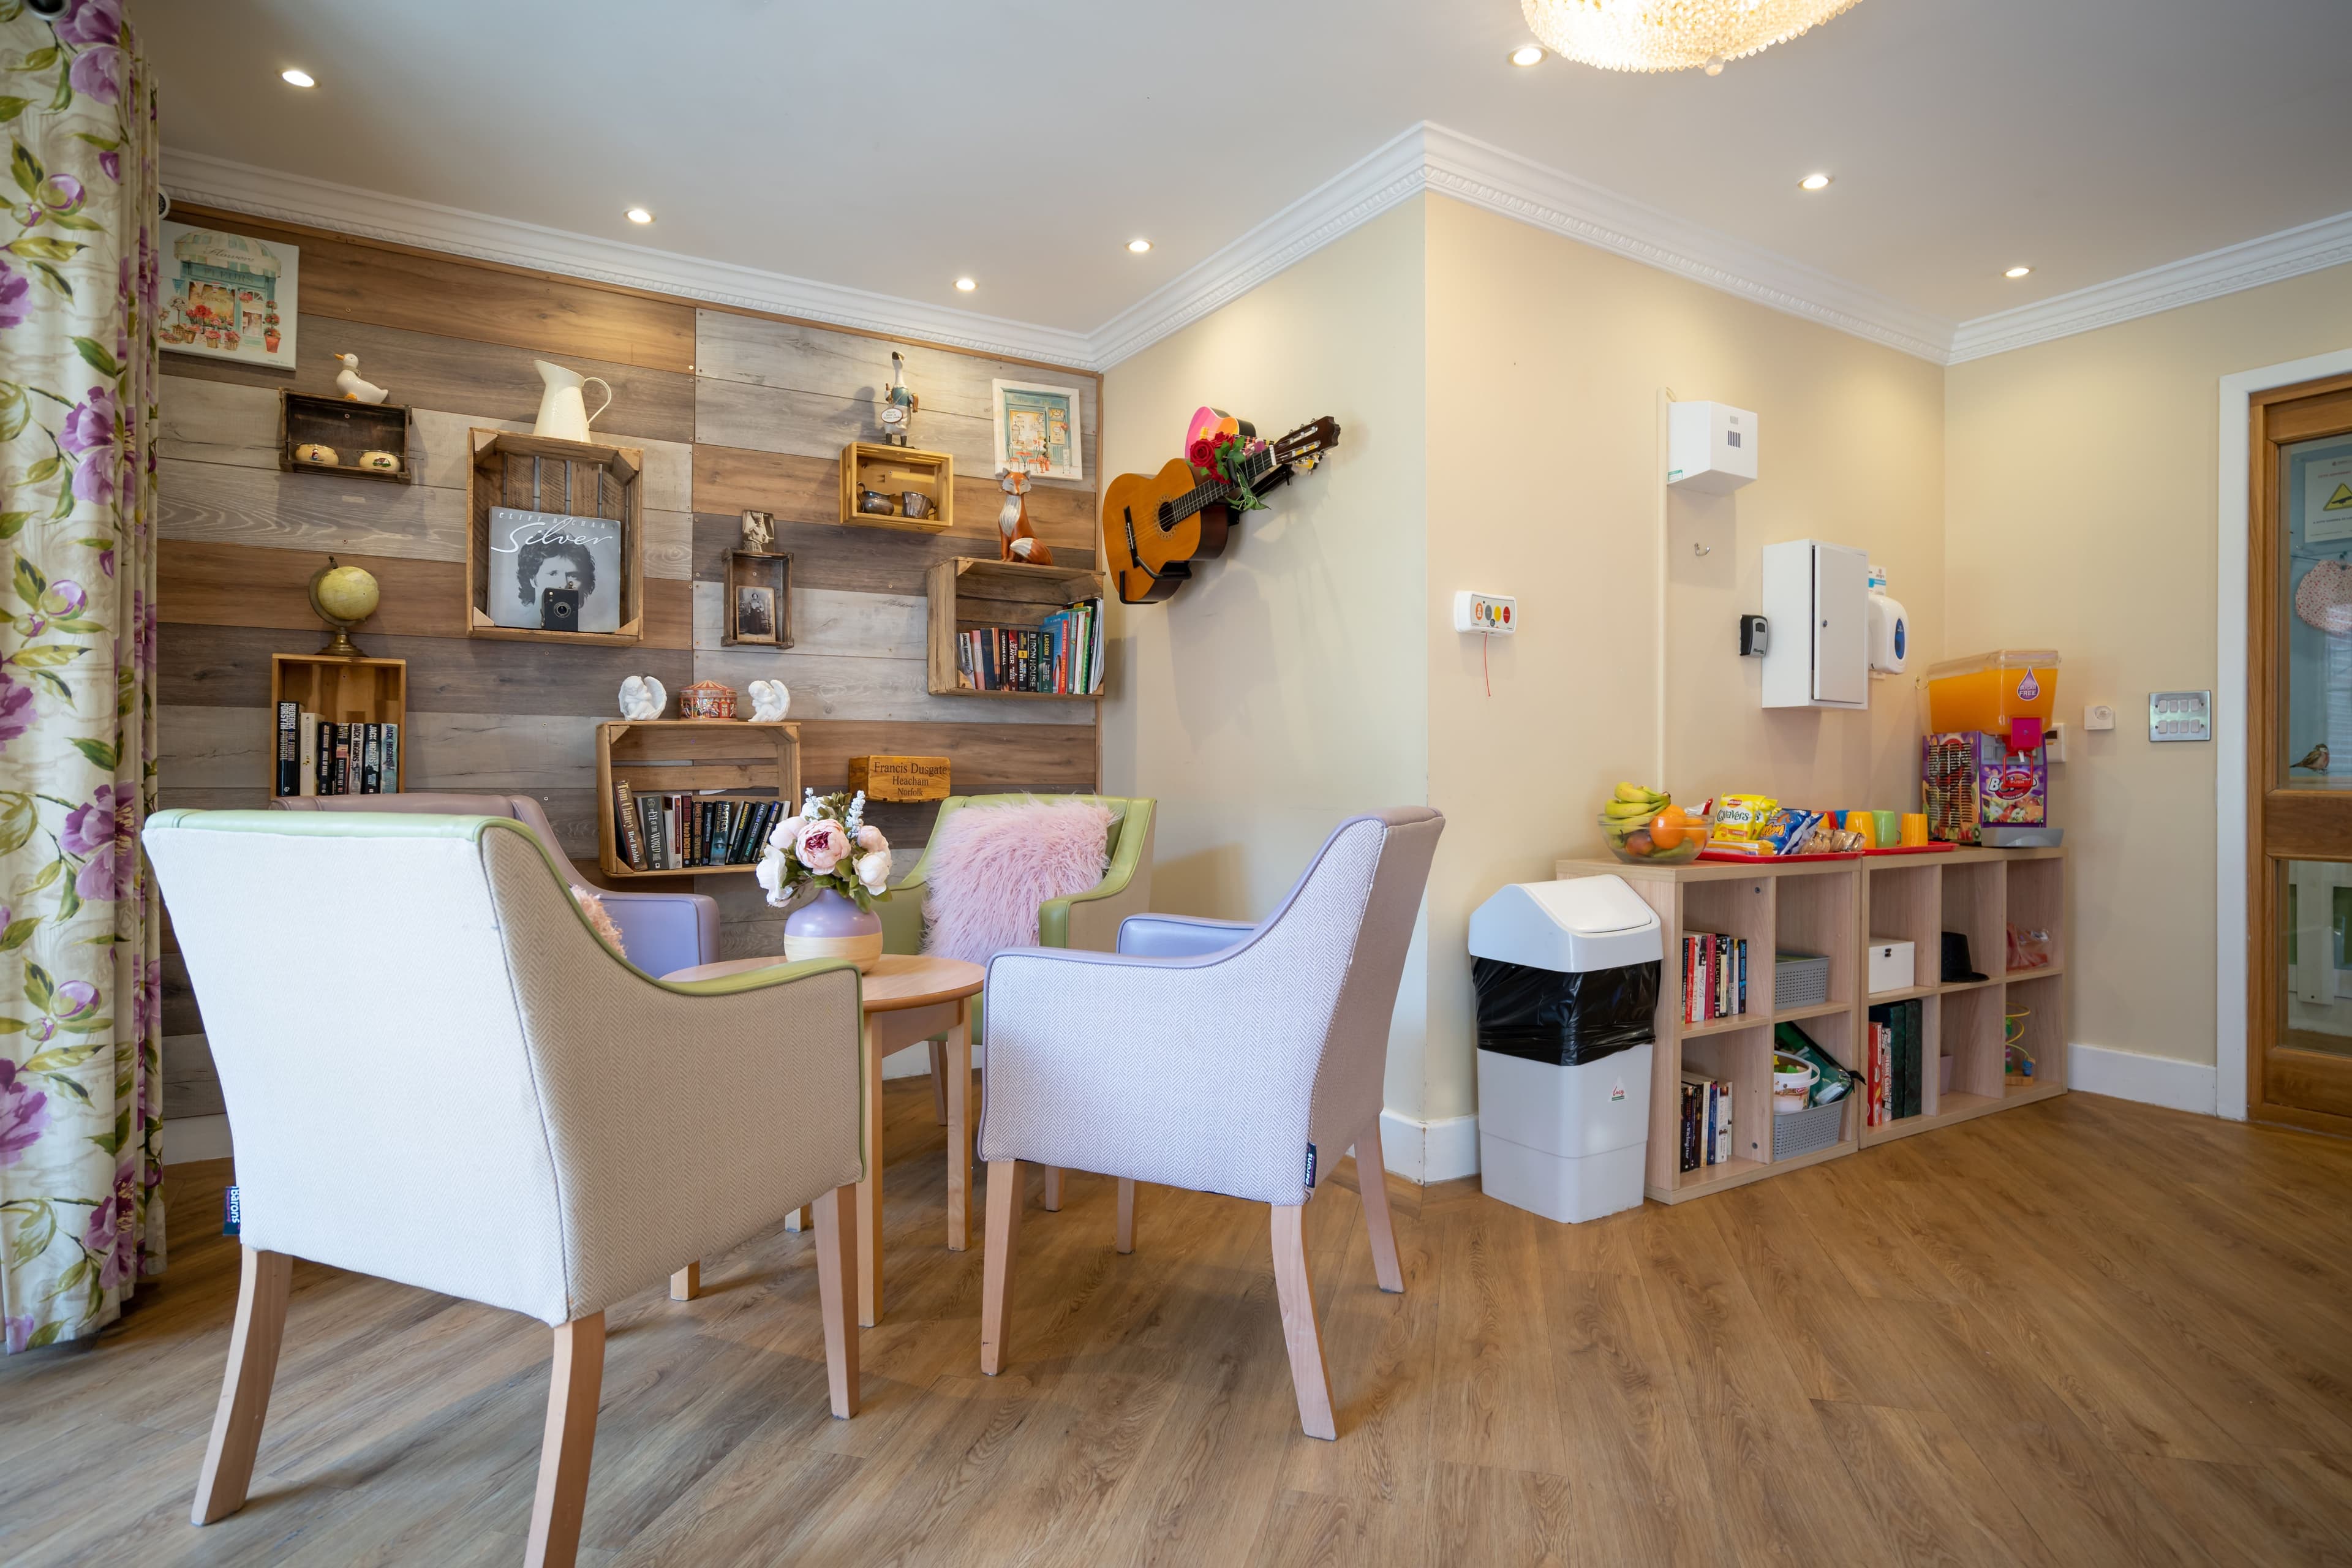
[271,793,718,976]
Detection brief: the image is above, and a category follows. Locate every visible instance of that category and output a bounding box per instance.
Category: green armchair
[875,793,1154,1207]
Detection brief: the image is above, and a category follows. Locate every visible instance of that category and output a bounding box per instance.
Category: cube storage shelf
[924,557,1106,700]
[1554,845,2065,1204]
[594,720,800,880]
[268,654,406,794]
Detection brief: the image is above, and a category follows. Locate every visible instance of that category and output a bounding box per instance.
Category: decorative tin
[679,679,739,721]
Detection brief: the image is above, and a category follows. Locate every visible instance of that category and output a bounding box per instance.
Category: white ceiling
[145,0,2352,356]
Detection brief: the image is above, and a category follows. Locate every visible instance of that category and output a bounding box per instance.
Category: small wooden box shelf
[280,391,412,483]
[925,557,1106,699]
[723,551,792,648]
[268,654,406,794]
[1553,844,2069,1202]
[840,443,953,532]
[466,430,644,647]
[594,720,799,879]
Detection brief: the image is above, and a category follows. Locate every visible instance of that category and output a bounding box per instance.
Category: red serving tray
[1695,849,1863,864]
[1861,842,1956,856]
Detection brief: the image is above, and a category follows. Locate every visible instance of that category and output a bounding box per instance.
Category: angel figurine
[879,350,919,447]
[617,674,668,720]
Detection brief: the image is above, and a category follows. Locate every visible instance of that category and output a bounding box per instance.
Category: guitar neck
[1175,447,1279,521]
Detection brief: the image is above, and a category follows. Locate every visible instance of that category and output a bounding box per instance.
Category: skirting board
[165,1113,233,1164]
[2068,1042,2217,1118]
[1378,1109,1480,1185]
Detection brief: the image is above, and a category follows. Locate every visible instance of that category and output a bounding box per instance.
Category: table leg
[946,1004,973,1251]
[856,1011,884,1327]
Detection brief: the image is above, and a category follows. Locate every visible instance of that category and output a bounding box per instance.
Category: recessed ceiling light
[1126,238,1152,254]
[1510,44,1545,66]
[2004,265,2032,279]
[280,67,315,88]
[625,207,654,225]
[1798,173,1832,192]
[954,277,977,292]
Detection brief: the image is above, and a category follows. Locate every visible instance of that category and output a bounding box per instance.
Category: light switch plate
[2149,690,2212,743]
[1453,590,1516,634]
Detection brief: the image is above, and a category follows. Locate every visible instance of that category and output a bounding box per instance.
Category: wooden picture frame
[990,379,1084,481]
[725,551,792,647]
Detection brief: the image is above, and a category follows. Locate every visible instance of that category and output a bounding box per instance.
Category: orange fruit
[1648,804,1687,850]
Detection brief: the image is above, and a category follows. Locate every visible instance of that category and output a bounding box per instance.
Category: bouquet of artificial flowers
[757,788,893,908]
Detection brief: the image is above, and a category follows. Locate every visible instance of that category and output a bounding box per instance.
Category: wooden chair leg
[669,1262,700,1301]
[929,1038,949,1125]
[191,1245,293,1525]
[1041,1165,1063,1212]
[812,1183,859,1419]
[945,1012,973,1251]
[1115,1178,1137,1254]
[1270,1205,1337,1441]
[524,1313,606,1568]
[980,1159,1022,1376]
[1355,1121,1404,1294]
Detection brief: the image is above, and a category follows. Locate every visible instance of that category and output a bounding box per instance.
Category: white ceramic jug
[532,358,612,442]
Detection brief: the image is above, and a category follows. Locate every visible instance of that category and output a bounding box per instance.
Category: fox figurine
[998,464,1052,565]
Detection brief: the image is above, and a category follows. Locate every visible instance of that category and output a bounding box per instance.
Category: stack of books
[955,597,1104,695]
[606,785,780,870]
[1681,931,1749,1025]
[1678,1071,1734,1170]
[276,703,398,796]
[1864,998,1926,1125]
[612,784,778,872]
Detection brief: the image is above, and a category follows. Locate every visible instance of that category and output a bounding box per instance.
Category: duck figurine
[333,353,389,405]
[878,350,918,447]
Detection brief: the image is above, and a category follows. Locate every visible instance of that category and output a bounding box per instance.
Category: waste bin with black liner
[1468,875,1662,1222]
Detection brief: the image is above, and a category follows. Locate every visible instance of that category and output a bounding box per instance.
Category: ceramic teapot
[532,358,612,443]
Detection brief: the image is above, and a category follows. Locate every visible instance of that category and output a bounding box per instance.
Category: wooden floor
[5,1088,2351,1567]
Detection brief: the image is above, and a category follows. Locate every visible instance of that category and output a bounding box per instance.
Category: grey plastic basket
[1774,950,1831,1010]
[1771,1098,1845,1161]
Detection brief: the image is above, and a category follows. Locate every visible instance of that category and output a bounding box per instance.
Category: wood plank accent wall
[158,207,1103,1021]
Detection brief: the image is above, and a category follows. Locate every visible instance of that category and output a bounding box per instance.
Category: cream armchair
[974,808,1443,1439]
[143,810,866,1568]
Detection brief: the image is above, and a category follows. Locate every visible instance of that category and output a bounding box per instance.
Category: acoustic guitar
[1101,417,1341,604]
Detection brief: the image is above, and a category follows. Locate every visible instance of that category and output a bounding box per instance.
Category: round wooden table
[662,952,984,1327]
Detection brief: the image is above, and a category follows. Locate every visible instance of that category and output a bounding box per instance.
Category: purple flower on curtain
[58,385,115,458]
[134,230,156,314]
[54,0,122,47]
[54,979,98,1017]
[0,674,32,754]
[64,784,130,899]
[84,1155,137,1290]
[0,1058,49,1167]
[70,449,117,509]
[131,956,159,1042]
[0,261,28,331]
[97,148,119,182]
[67,47,121,107]
[138,592,154,672]
[2,1314,31,1354]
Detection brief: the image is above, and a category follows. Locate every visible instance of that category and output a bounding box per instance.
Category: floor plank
[2,1095,2348,1566]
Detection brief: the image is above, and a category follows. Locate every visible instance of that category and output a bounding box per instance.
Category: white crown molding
[1948,208,2352,363]
[161,148,1099,370]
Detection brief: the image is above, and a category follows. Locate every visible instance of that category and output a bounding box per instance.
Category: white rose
[755,846,790,903]
[769,815,804,852]
[856,824,888,852]
[854,849,892,893]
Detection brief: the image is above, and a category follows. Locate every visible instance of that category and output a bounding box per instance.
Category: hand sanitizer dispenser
[1868,564,1908,677]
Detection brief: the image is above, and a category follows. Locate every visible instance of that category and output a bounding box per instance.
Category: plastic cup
[1873,810,1901,846]
[1843,810,1876,846]
[1901,813,1930,846]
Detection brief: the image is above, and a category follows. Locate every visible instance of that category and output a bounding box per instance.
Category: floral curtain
[0,0,162,1353]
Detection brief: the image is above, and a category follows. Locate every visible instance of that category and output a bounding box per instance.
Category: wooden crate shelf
[840,443,953,532]
[281,391,412,483]
[269,653,405,795]
[1553,843,2068,1200]
[925,557,1106,699]
[466,430,645,647]
[594,720,799,880]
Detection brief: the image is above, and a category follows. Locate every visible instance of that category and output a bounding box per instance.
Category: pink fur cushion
[922,797,1114,963]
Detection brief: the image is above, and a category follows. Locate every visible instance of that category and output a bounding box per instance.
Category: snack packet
[1715,794,1779,843]
[1764,807,1822,855]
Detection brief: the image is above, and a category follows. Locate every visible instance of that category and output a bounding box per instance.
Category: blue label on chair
[223,1185,241,1237]
[1304,1144,1317,1189]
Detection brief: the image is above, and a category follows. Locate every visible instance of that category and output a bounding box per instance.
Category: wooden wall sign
[848,755,951,801]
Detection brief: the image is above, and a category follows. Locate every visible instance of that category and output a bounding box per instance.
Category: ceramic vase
[783,886,883,973]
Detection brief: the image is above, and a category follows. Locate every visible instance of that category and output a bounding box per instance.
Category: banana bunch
[1603,781,1670,826]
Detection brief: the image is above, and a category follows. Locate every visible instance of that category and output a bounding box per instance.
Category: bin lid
[1468,875,1662,972]
[1926,649,2059,680]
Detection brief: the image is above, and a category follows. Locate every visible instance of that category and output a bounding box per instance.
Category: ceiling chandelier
[1520,0,1866,75]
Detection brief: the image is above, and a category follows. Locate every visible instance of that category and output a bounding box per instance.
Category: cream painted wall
[1946,261,2352,1071]
[1420,195,1947,1123]
[1099,202,1433,1118]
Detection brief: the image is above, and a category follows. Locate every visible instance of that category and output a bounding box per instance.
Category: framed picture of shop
[159,221,298,368]
[991,379,1084,481]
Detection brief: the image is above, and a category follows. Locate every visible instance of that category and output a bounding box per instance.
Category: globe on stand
[308,557,381,657]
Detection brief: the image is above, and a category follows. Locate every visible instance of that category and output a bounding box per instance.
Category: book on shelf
[955,597,1105,695]
[296,718,401,797]
[1678,1071,1734,1172]
[276,703,300,796]
[1865,998,1927,1124]
[1681,932,1750,1026]
[295,712,319,796]
[613,788,782,872]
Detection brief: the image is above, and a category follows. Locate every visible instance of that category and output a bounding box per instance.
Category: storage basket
[1771,1098,1845,1161]
[1774,951,1831,1010]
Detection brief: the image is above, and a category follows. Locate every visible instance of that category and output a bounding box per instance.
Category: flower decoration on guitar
[758,788,893,909]
[1188,426,1271,511]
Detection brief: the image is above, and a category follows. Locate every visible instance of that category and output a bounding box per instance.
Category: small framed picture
[991,379,1084,482]
[160,220,299,367]
[734,584,777,643]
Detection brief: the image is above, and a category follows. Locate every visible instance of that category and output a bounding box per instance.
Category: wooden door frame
[2223,349,2352,1131]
